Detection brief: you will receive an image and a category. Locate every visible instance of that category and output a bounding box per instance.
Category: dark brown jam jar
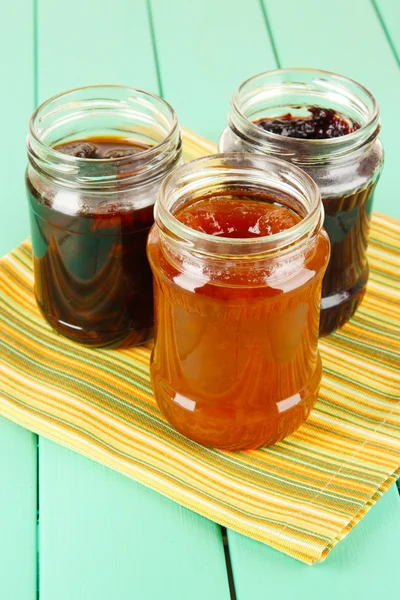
[219,69,384,336]
[26,85,182,347]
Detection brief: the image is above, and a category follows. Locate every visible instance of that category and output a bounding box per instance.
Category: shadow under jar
[147,154,330,450]
[26,85,182,347]
[219,69,384,336]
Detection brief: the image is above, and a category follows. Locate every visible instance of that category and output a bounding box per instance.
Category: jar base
[151,356,322,451]
[319,267,368,336]
[36,298,153,349]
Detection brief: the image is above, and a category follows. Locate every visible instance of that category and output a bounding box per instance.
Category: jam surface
[28,136,154,348]
[176,196,300,237]
[55,136,148,159]
[148,191,330,450]
[256,107,360,140]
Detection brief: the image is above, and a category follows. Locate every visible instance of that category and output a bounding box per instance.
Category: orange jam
[147,186,330,450]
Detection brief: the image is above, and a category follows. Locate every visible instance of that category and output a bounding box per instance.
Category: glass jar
[27,85,182,347]
[219,69,383,336]
[147,154,330,450]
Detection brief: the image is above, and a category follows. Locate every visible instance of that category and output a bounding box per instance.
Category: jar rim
[230,68,380,161]
[27,84,181,186]
[155,153,323,257]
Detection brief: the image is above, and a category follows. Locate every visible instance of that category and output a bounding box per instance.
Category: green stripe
[322,366,400,401]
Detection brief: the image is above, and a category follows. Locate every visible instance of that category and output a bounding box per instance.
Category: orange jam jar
[147,155,330,450]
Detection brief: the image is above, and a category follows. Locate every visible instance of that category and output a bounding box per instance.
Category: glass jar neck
[155,153,323,266]
[229,69,380,166]
[27,85,181,190]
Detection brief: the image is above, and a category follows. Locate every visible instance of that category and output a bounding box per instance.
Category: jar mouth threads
[230,68,380,163]
[155,153,323,258]
[27,85,181,187]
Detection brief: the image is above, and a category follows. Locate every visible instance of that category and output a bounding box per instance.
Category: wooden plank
[0,417,37,599]
[374,0,400,62]
[0,2,35,255]
[227,485,400,599]
[39,440,231,600]
[37,0,159,101]
[36,2,230,598]
[0,4,37,595]
[262,0,400,218]
[150,0,276,141]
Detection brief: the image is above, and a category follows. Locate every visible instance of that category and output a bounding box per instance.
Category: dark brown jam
[27,137,154,347]
[255,107,372,336]
[55,136,148,159]
[256,107,360,139]
[320,185,374,334]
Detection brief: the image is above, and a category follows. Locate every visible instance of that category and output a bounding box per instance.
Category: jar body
[147,153,330,450]
[26,86,181,347]
[148,227,329,449]
[27,172,157,347]
[220,128,383,334]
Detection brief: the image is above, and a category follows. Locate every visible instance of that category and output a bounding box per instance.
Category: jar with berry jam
[219,69,383,336]
[147,154,330,450]
[26,85,182,347]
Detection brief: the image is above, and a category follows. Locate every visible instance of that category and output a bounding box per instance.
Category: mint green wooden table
[1,1,399,598]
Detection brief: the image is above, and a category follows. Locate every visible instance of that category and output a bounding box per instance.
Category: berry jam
[255,107,373,336]
[148,191,329,450]
[256,107,360,139]
[27,136,155,347]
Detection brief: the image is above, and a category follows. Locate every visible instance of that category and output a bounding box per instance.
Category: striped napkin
[0,129,399,564]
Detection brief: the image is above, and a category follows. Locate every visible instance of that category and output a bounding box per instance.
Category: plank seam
[370,0,400,69]
[37,436,40,600]
[259,0,281,68]
[221,527,237,600]
[33,0,39,107]
[146,0,164,97]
